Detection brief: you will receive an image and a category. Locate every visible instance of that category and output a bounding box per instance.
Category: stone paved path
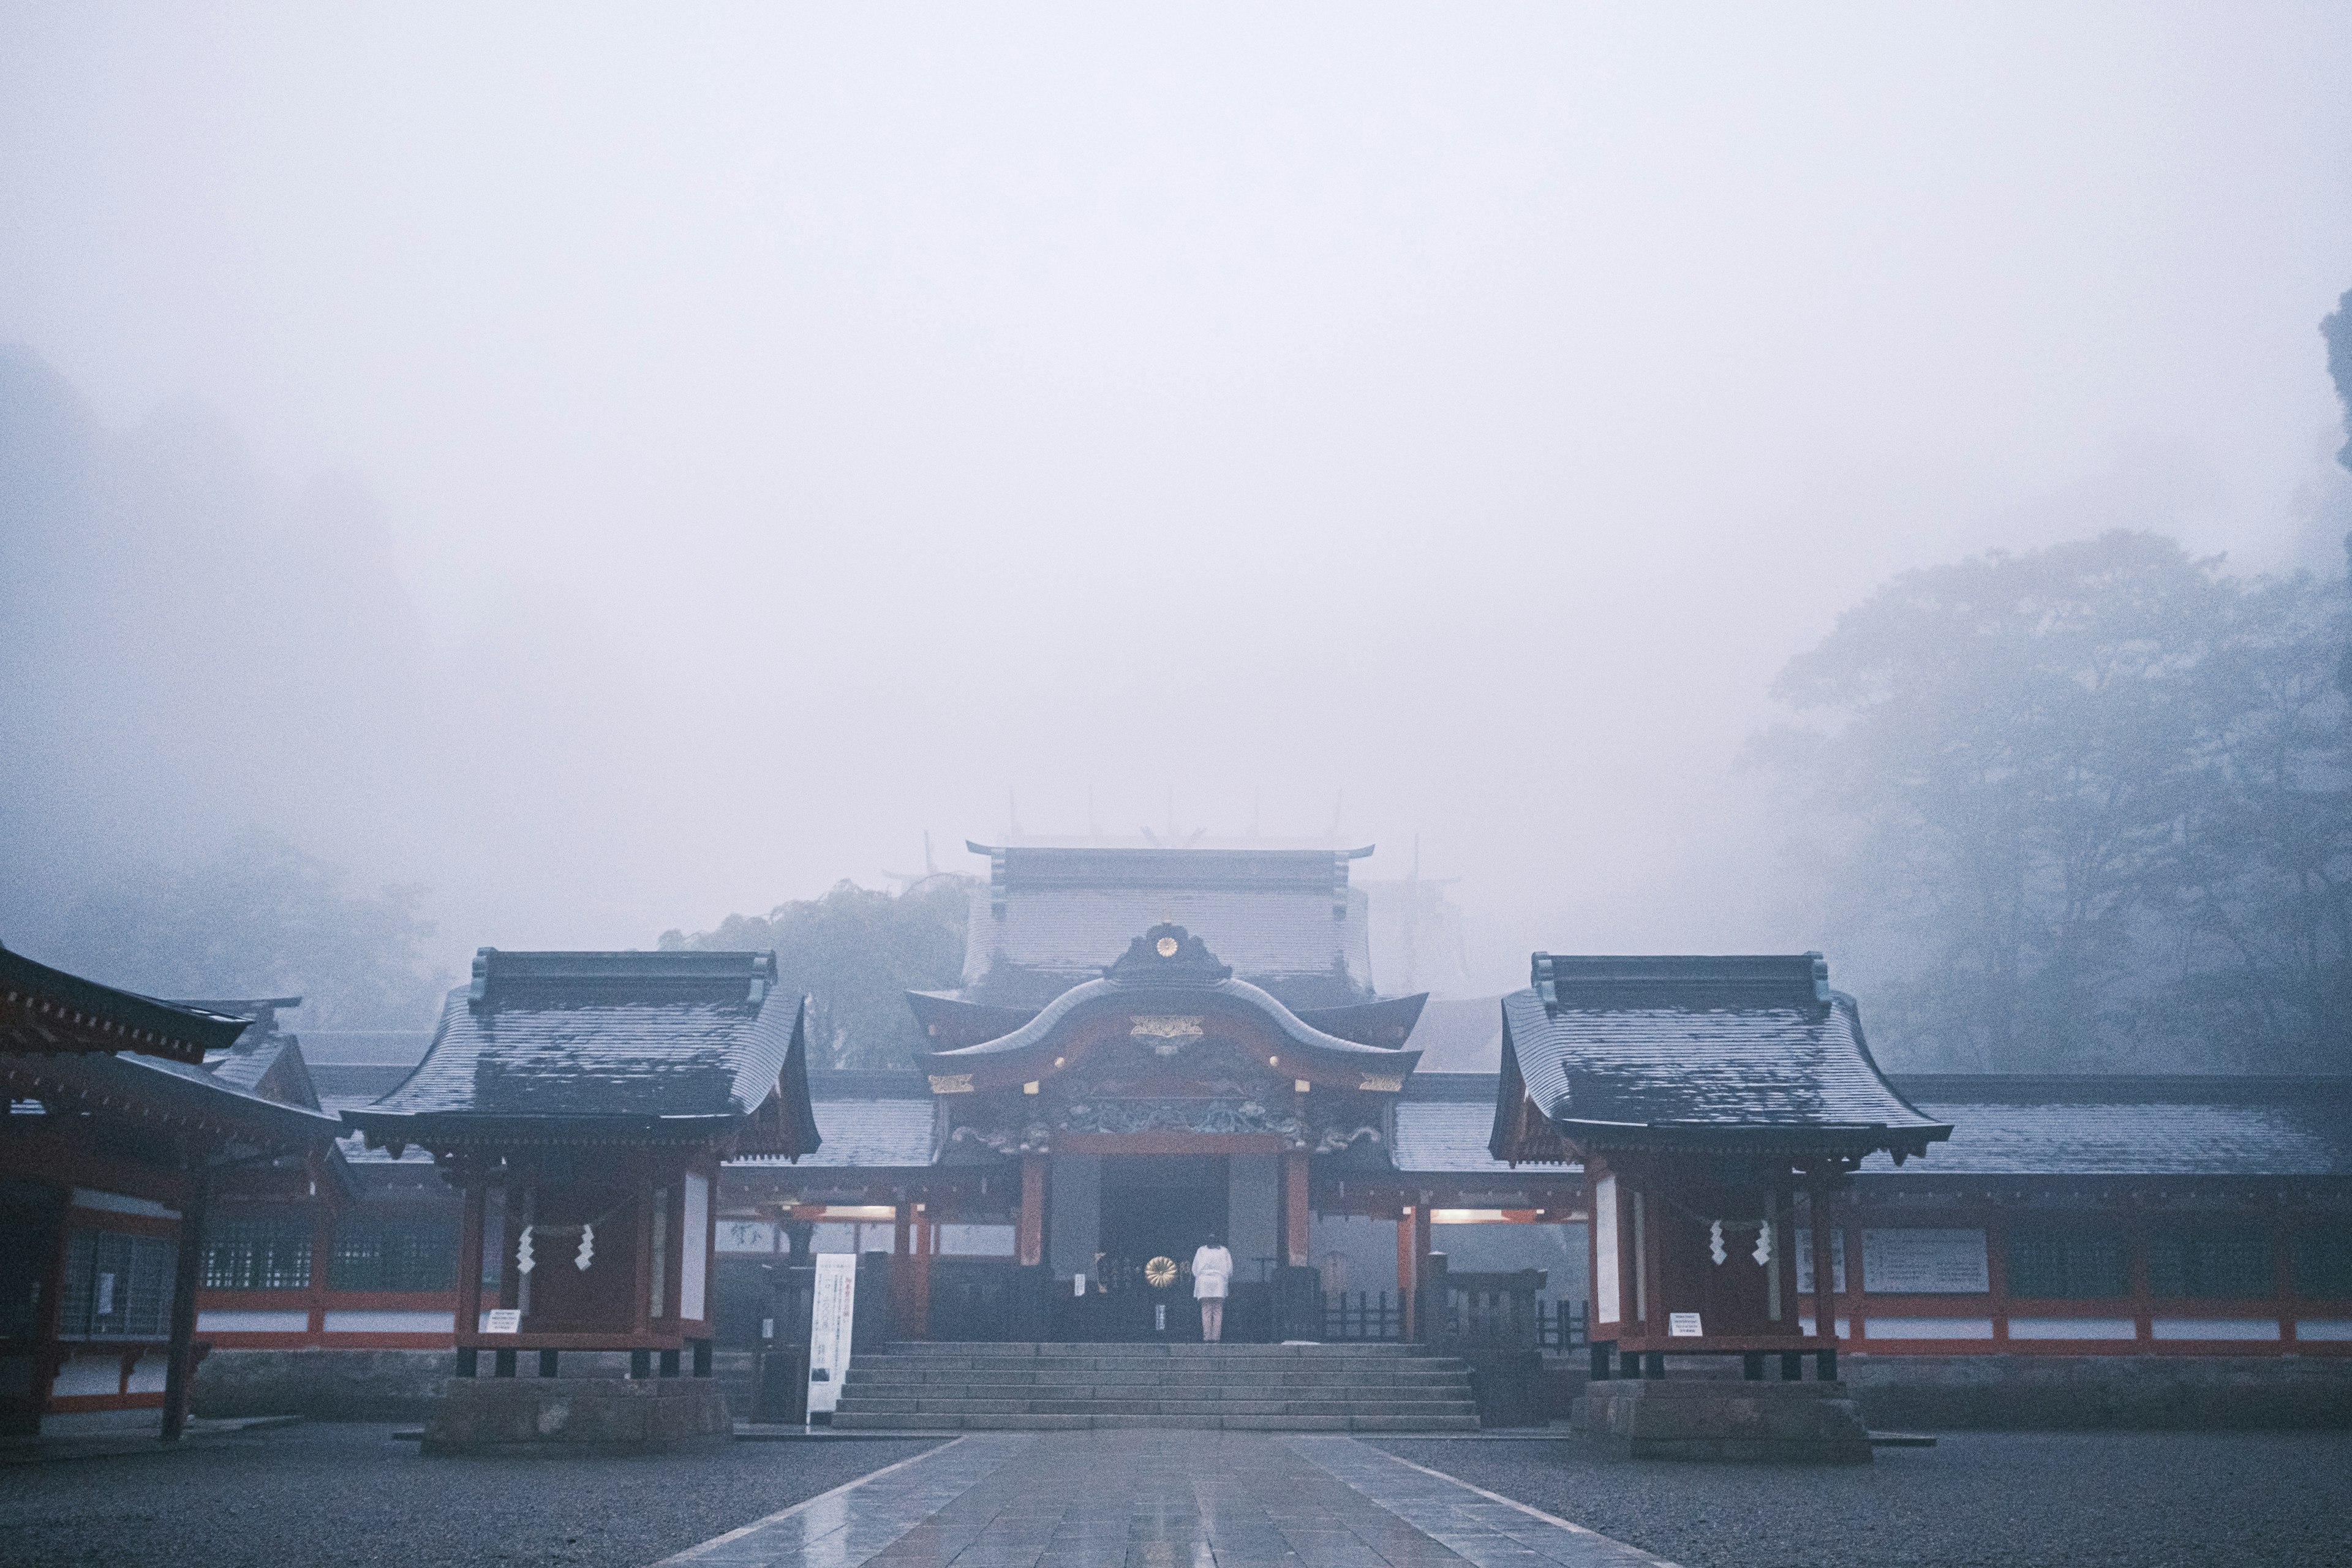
[656,1432,1670,1568]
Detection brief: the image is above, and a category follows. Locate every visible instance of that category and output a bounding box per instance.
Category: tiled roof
[0,1047,345,1149]
[1,943,251,1065]
[1498,955,1947,1157]
[352,949,806,1131]
[1404,998,1504,1072]
[320,1093,437,1164]
[310,1063,414,1100]
[1391,1074,1581,1175]
[959,846,1378,1007]
[297,1030,435,1067]
[1393,1102,1520,1174]
[205,1036,289,1095]
[1861,1079,2352,1178]
[733,1096,938,1170]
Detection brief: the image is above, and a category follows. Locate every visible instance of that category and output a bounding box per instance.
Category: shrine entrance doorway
[1099,1155,1227,1284]
[1074,1155,1227,1338]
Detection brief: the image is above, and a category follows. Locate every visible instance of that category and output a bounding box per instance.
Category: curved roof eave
[924,975,1421,1073]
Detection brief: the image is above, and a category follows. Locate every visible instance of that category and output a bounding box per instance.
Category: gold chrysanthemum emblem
[1145,1256,1178,1288]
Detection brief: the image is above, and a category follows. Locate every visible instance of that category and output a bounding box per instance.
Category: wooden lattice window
[2147,1227,2273,1298]
[2004,1227,2128,1299]
[203,1214,314,1291]
[58,1230,178,1339]
[2293,1229,2352,1300]
[330,1214,458,1292]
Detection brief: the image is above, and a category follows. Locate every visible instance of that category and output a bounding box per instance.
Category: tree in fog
[1758,532,2349,1072]
[38,832,450,1028]
[2324,287,2352,474]
[2160,557,2352,1066]
[660,877,971,1071]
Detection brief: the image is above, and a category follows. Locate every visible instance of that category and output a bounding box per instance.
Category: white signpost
[805,1253,858,1424]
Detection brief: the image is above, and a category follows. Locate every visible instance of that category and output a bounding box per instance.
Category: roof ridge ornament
[1103,924,1233,986]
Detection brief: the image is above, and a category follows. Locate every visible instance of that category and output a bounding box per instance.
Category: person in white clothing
[1192,1235,1234,1341]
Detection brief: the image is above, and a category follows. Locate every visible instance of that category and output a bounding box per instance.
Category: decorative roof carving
[1104,924,1232,986]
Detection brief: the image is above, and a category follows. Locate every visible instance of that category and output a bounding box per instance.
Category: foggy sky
[5,4,2351,1004]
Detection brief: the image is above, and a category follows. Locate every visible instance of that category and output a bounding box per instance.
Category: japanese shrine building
[32,839,2333,1427]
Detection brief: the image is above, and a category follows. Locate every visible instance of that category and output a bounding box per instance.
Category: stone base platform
[1572,1378,1872,1463]
[422,1376,731,1456]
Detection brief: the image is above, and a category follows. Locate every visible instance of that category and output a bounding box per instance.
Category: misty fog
[4,6,2350,1071]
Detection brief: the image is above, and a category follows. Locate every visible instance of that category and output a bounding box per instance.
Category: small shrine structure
[1492,952,1950,1459]
[344,948,818,1452]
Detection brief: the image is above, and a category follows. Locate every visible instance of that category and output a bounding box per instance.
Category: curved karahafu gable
[343,948,820,1158]
[1489,952,1950,1165]
[920,924,1422,1094]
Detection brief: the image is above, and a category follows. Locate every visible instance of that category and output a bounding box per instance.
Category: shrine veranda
[6,843,2351,1438]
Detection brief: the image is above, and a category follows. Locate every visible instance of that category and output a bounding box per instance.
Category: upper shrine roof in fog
[957,843,1380,1010]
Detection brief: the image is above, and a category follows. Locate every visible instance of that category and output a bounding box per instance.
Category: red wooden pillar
[1282,1153,1311,1267]
[890,1197,918,1340]
[630,1170,655,1360]
[1808,1173,1836,1374]
[1017,1156,1047,1268]
[307,1175,335,1344]
[911,1207,933,1341]
[1396,1206,1415,1339]
[454,1183,486,1366]
[160,1163,210,1441]
[1638,1177,1663,1333]
[1398,1202,1433,1341]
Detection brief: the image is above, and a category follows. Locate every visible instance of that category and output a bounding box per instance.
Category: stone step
[880,1354,1430,1363]
[845,1356,1468,1376]
[839,1382,1474,1401]
[829,1410,1481,1433]
[832,1341,1479,1433]
[840,1368,1469,1389]
[832,1410,1468,1420]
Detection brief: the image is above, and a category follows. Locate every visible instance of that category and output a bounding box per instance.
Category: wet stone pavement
[658,1433,1667,1568]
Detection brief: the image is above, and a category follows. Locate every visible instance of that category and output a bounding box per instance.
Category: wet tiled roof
[734,1096,938,1170]
[959,846,1378,1008]
[1,943,251,1065]
[0,1047,345,1149]
[361,951,797,1121]
[321,1094,437,1164]
[297,1030,435,1067]
[1861,1079,2352,1178]
[1497,955,1947,1157]
[1394,1102,1518,1173]
[1405,998,1504,1072]
[1391,1073,1581,1175]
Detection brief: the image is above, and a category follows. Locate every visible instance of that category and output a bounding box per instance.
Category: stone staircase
[829,1342,1479,1431]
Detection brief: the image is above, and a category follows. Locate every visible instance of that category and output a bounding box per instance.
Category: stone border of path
[1285,1436,1681,1568]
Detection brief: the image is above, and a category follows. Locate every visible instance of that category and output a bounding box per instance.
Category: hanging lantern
[516,1224,536,1275]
